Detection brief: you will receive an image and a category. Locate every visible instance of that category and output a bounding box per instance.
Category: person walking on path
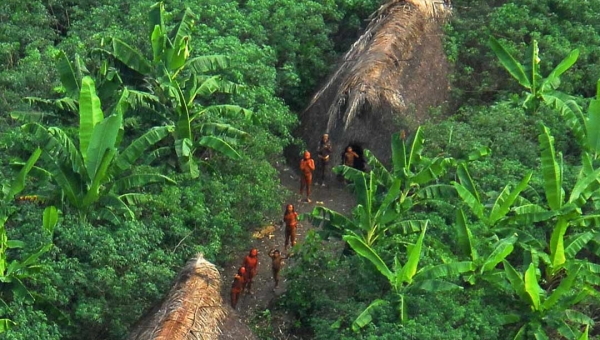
[282,204,299,251]
[230,267,246,309]
[299,150,315,203]
[242,248,259,294]
[317,133,332,186]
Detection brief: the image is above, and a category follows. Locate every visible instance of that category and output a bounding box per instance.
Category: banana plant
[489,37,586,148]
[23,76,174,223]
[0,151,59,333]
[344,224,474,330]
[311,170,427,246]
[453,163,533,229]
[357,127,456,212]
[99,2,252,178]
[501,261,594,340]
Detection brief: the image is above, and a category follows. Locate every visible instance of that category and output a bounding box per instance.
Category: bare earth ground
[218,164,355,340]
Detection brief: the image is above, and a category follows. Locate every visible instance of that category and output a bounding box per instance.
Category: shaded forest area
[2,0,600,339]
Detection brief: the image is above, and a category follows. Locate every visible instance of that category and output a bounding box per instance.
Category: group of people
[298,133,361,202]
[230,204,299,309]
[231,133,362,309]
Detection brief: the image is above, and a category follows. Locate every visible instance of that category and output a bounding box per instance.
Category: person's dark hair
[284,204,295,215]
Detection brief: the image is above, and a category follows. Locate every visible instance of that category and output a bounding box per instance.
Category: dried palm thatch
[295,0,451,164]
[128,254,226,340]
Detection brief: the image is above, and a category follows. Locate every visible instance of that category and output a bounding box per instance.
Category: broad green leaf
[192,105,253,122]
[578,325,589,340]
[85,114,121,180]
[513,324,527,340]
[569,167,600,206]
[82,149,116,207]
[539,126,563,210]
[489,37,531,89]
[410,279,462,292]
[565,232,594,258]
[352,299,386,332]
[56,50,80,99]
[489,172,532,225]
[7,148,41,198]
[565,309,594,326]
[112,38,152,75]
[399,223,427,284]
[0,318,16,333]
[541,49,580,92]
[414,261,475,281]
[481,234,517,273]
[42,206,59,234]
[391,131,407,178]
[150,25,165,63]
[411,157,454,185]
[453,182,485,221]
[513,204,558,224]
[148,1,165,35]
[79,76,104,162]
[407,126,424,171]
[168,8,195,49]
[543,265,581,311]
[196,123,248,141]
[343,234,393,282]
[587,80,600,155]
[113,173,176,192]
[456,163,480,203]
[391,220,427,235]
[524,263,542,311]
[542,94,586,149]
[114,126,173,175]
[455,209,478,260]
[549,218,567,271]
[6,240,25,249]
[186,55,230,73]
[503,260,529,303]
[198,136,241,159]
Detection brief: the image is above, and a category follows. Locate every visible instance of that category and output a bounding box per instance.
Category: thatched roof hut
[294,0,452,164]
[128,254,226,340]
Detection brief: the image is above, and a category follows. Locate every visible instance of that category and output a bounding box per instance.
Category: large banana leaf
[542,93,586,149]
[82,149,116,208]
[564,232,594,258]
[406,127,424,173]
[489,37,531,89]
[197,123,248,140]
[79,76,104,162]
[512,204,558,224]
[150,25,165,64]
[413,261,476,281]
[168,8,195,50]
[198,136,241,159]
[56,51,80,99]
[365,149,393,188]
[480,234,517,273]
[310,206,355,236]
[343,233,393,282]
[456,163,480,203]
[586,80,600,156]
[391,131,407,178]
[549,218,568,271]
[390,220,427,235]
[410,157,454,185]
[113,125,173,175]
[539,126,564,210]
[453,182,485,221]
[148,2,165,37]
[503,260,529,303]
[351,299,386,332]
[193,105,253,122]
[112,38,152,75]
[186,55,230,74]
[42,206,59,234]
[113,173,176,192]
[455,209,478,260]
[524,263,542,311]
[398,224,427,284]
[7,148,41,198]
[174,84,192,142]
[569,167,600,206]
[540,49,580,92]
[489,172,532,225]
[85,114,121,180]
[543,264,581,311]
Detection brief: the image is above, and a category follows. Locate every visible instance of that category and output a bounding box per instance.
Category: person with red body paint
[299,150,315,202]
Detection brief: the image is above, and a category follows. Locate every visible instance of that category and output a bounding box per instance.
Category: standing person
[317,133,332,186]
[299,150,315,203]
[243,248,259,294]
[283,204,299,251]
[268,249,289,289]
[230,267,246,309]
[343,146,359,168]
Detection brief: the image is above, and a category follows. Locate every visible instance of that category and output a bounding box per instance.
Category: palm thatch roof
[294,0,451,164]
[128,254,226,340]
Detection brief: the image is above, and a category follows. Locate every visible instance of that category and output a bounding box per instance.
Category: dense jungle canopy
[2,0,600,339]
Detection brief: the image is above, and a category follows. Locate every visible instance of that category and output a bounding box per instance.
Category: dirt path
[218,164,355,339]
